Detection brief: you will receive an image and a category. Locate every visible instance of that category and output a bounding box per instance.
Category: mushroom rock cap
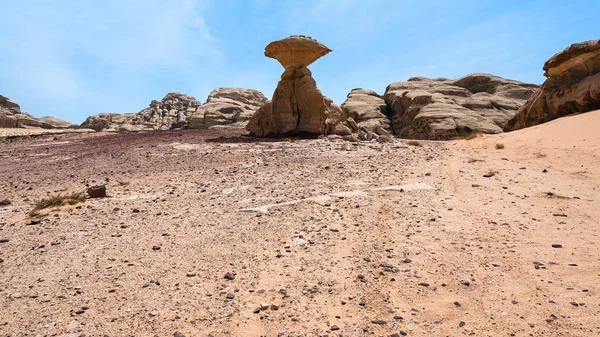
[265,35,332,70]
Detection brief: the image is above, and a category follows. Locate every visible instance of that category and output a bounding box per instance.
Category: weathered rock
[87,185,107,198]
[506,39,600,130]
[189,88,267,129]
[341,89,392,135]
[1,95,76,129]
[384,73,538,139]
[247,36,332,137]
[81,93,201,131]
[0,113,17,128]
[0,96,22,128]
[265,35,332,69]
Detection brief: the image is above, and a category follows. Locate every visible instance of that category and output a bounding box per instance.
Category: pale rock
[506,39,600,130]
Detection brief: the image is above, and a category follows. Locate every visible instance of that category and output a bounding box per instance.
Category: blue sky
[0,0,598,124]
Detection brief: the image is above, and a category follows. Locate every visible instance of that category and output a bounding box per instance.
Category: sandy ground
[0,112,599,337]
[0,128,94,138]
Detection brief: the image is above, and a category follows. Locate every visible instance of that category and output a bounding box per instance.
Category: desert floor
[1,112,599,337]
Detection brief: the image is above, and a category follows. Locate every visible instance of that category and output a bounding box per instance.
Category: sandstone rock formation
[188,88,267,129]
[383,74,538,139]
[1,95,76,129]
[506,39,600,131]
[340,89,392,135]
[246,36,332,137]
[0,95,19,128]
[81,93,201,131]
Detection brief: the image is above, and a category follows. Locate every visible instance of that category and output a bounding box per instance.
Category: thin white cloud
[0,0,220,119]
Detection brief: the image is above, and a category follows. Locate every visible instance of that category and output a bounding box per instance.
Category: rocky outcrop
[81,93,201,131]
[383,74,538,139]
[340,89,392,135]
[1,95,76,129]
[188,88,267,129]
[0,96,19,127]
[79,113,139,132]
[247,36,332,137]
[506,39,600,131]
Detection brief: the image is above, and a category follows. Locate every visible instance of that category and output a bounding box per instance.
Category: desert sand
[0,112,599,336]
[0,128,93,138]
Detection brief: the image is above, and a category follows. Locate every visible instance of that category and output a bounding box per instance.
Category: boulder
[247,36,333,137]
[189,88,267,129]
[87,185,107,198]
[341,89,392,135]
[506,39,600,131]
[383,73,538,139]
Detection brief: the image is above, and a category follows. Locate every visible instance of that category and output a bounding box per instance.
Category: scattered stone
[569,301,579,307]
[226,293,235,300]
[371,320,387,325]
[0,238,8,243]
[459,321,466,328]
[149,311,158,316]
[483,173,495,178]
[270,304,279,311]
[552,244,563,248]
[454,301,461,307]
[152,246,161,251]
[173,332,186,337]
[224,272,236,280]
[0,199,11,206]
[26,219,42,225]
[331,325,340,331]
[418,282,430,287]
[186,272,197,277]
[87,185,107,198]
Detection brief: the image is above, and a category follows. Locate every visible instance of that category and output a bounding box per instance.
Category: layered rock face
[383,74,538,139]
[340,89,392,135]
[0,95,20,128]
[506,39,600,131]
[82,93,201,131]
[189,88,267,129]
[246,36,332,137]
[1,95,76,129]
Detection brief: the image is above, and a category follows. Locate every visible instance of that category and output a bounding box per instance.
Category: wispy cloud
[0,0,219,121]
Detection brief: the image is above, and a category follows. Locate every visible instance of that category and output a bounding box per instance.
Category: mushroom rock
[247,36,333,137]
